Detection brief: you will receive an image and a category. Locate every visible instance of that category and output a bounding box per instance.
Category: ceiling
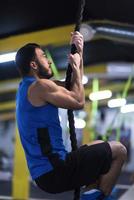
[0,0,134,80]
[1,0,134,38]
[1,0,134,113]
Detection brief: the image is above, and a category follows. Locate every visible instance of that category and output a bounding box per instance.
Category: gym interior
[0,0,134,199]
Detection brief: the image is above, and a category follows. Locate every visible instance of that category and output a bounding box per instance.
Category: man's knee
[108,141,127,161]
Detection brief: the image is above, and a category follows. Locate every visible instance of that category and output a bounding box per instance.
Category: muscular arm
[38,78,84,109]
[30,53,85,110]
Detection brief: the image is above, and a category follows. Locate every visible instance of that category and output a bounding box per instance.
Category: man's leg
[83,140,127,197]
[98,141,127,196]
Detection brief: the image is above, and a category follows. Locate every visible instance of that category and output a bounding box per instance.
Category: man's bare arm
[32,53,85,109]
[37,79,84,109]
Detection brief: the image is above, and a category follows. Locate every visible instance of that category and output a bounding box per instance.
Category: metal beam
[0,25,74,53]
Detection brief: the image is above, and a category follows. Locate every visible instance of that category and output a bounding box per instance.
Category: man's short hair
[15,43,41,77]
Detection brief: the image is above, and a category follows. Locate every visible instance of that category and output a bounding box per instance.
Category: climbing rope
[65,0,85,199]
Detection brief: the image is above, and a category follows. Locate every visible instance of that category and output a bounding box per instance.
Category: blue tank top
[16,76,67,180]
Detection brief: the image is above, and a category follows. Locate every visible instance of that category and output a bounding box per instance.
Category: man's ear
[30,61,37,70]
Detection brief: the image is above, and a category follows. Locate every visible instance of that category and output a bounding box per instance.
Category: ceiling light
[107,62,132,73]
[89,90,112,101]
[96,27,134,37]
[0,52,16,63]
[108,98,126,108]
[74,118,86,129]
[82,75,88,85]
[60,75,88,85]
[67,118,86,129]
[121,104,134,113]
[80,24,96,41]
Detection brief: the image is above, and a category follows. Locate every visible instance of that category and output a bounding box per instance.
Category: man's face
[34,48,53,79]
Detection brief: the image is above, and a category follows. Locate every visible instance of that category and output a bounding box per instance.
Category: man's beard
[37,64,53,79]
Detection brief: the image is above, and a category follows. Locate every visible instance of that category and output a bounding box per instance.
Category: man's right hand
[70,31,84,57]
[68,53,81,72]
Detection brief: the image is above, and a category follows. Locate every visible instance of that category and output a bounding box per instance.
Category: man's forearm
[71,70,85,104]
[80,57,84,79]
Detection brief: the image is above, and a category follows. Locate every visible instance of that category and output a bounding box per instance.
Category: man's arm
[32,53,85,110]
[71,31,84,79]
[54,31,84,87]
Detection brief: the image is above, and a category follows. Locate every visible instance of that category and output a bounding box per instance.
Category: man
[15,32,127,198]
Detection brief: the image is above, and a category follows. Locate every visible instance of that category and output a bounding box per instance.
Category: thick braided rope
[65,1,85,200]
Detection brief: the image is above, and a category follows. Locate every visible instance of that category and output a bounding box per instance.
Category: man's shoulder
[33,78,57,93]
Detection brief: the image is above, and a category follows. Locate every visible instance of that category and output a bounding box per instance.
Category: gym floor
[0,171,133,200]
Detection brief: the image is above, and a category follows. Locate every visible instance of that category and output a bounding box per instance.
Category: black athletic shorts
[35,142,112,194]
